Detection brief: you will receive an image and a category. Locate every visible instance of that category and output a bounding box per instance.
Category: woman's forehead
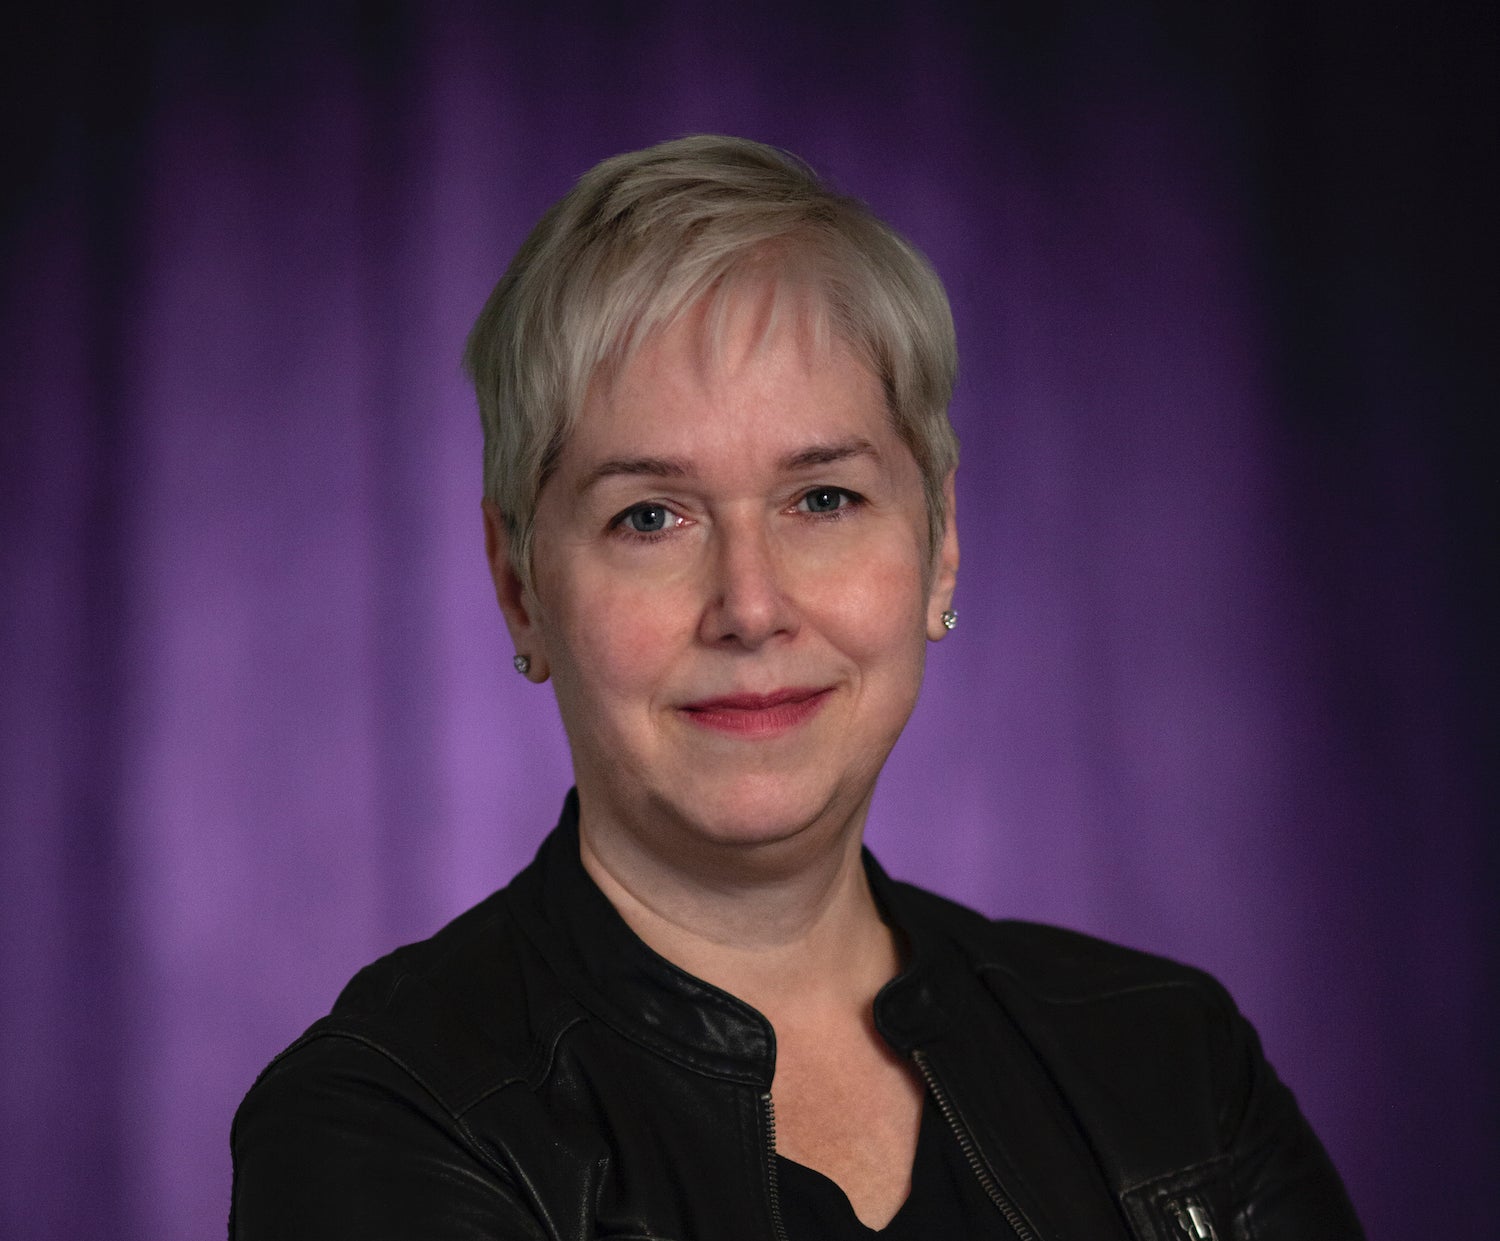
[545,275,906,496]
[548,333,893,505]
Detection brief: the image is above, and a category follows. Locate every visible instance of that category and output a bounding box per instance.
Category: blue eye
[799,487,850,514]
[623,504,670,533]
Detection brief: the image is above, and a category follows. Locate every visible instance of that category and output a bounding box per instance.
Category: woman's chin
[577,756,878,874]
[647,773,867,859]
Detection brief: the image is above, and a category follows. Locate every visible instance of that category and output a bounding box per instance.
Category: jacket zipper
[912,1049,1039,1241]
[761,1092,791,1241]
[1165,1197,1218,1240]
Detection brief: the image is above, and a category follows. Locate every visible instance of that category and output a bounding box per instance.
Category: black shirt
[776,1100,1016,1239]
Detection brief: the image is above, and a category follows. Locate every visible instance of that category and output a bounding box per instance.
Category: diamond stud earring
[513,654,531,675]
[940,609,958,631]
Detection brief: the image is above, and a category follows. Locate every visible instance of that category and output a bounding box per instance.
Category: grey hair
[463,134,959,591]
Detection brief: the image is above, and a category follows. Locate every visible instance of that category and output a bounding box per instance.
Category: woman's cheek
[818,546,928,649]
[576,577,696,690]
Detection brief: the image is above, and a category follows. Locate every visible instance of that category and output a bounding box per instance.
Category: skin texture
[485,283,958,1226]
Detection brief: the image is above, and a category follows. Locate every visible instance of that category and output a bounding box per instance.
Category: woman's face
[488,289,957,865]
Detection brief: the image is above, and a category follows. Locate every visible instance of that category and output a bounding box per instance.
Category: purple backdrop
[3,4,1494,1239]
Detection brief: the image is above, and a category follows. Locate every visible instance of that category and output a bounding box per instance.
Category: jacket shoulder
[888,879,1228,1006]
[254,879,575,1123]
[331,885,519,1030]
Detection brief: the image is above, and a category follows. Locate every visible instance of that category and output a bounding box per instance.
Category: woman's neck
[578,808,901,1020]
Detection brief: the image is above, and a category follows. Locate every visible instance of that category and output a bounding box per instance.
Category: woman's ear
[926,470,960,641]
[483,500,549,681]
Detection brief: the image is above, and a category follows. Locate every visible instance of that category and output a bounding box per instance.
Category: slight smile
[678,688,833,736]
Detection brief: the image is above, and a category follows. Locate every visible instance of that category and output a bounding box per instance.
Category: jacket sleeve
[1215,991,1364,1241]
[230,1033,549,1240]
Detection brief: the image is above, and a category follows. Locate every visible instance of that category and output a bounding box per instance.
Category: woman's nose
[697,519,798,649]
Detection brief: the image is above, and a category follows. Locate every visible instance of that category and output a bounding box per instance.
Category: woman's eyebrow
[576,456,690,494]
[779,438,879,471]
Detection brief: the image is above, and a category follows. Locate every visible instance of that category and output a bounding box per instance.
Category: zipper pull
[1164,1197,1218,1241]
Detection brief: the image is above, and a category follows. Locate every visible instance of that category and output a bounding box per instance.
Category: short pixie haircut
[464,134,959,590]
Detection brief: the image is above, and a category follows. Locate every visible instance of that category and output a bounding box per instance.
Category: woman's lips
[678,687,832,736]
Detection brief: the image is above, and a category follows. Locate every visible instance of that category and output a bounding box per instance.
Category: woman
[231,136,1362,1240]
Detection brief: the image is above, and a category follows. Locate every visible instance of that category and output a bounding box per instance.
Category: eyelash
[607,487,864,543]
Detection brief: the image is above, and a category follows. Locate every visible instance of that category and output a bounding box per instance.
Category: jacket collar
[509,790,966,1086]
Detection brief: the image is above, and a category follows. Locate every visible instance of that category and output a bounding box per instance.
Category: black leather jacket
[231,793,1362,1240]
